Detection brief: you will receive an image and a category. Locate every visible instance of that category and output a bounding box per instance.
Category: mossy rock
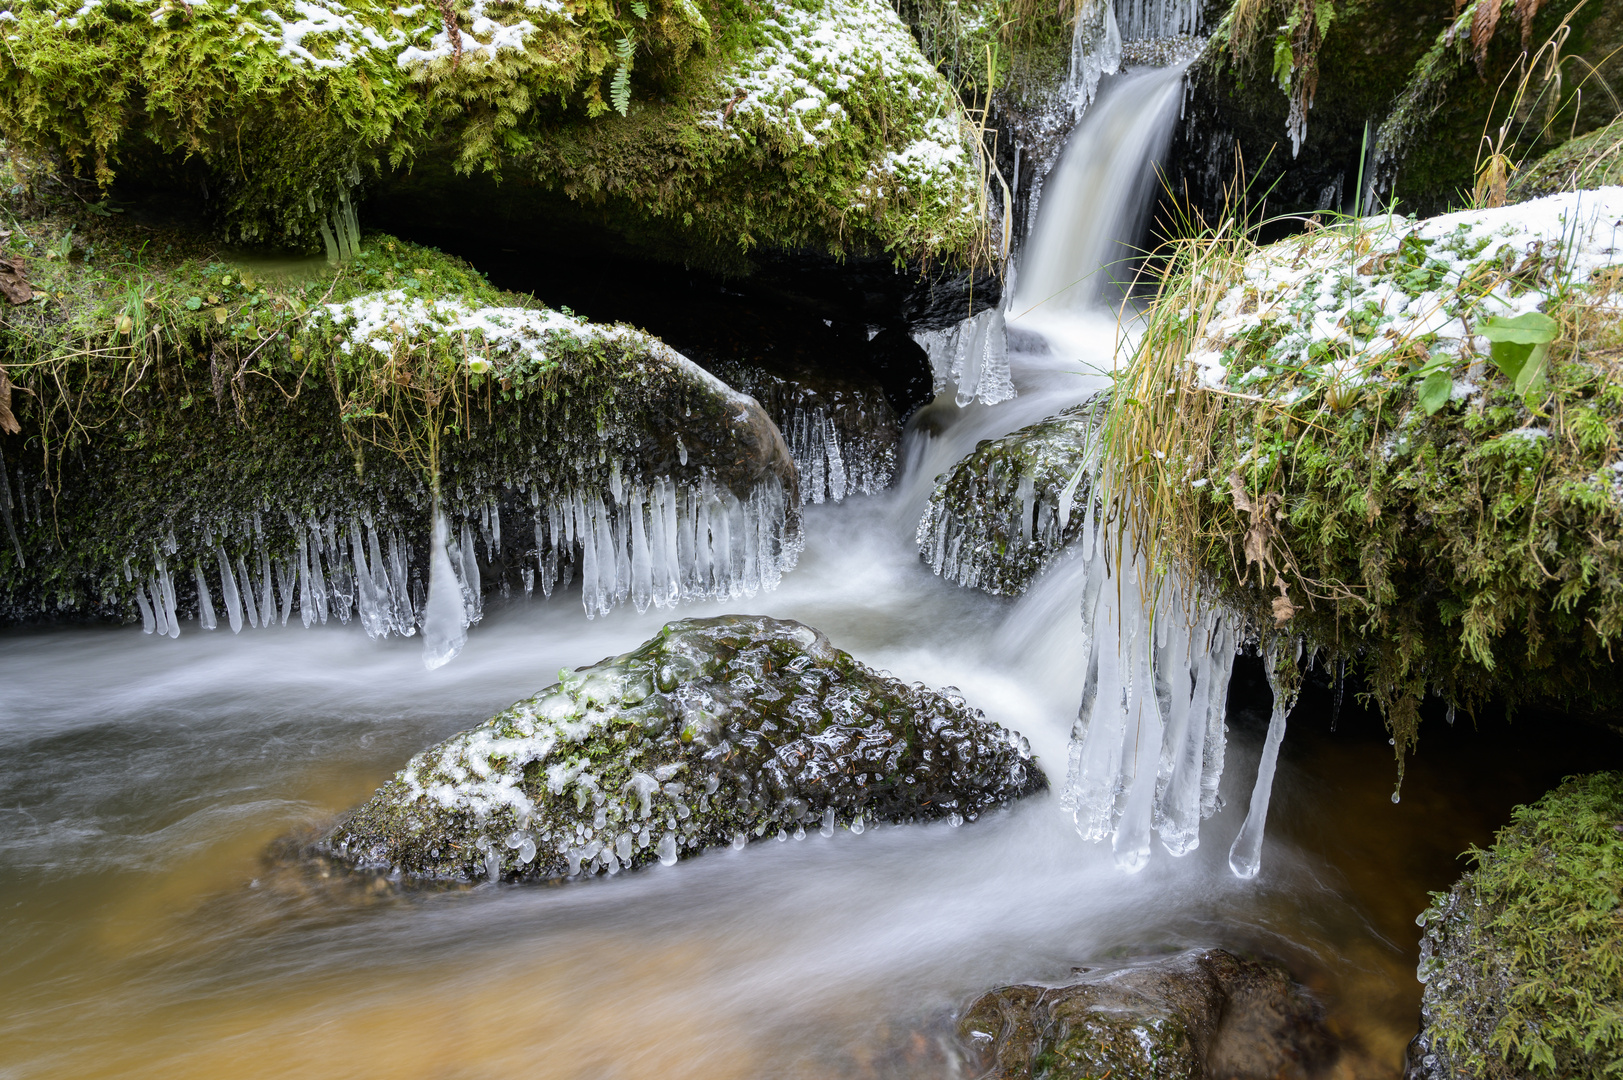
[1510,117,1623,203]
[319,614,1047,881]
[1409,772,1623,1080]
[0,0,986,267]
[917,396,1104,596]
[1126,188,1623,747]
[957,948,1336,1080]
[0,172,798,627]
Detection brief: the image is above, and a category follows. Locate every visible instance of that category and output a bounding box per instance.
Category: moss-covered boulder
[957,949,1335,1080]
[0,0,987,266]
[320,614,1046,880]
[1409,772,1623,1080]
[1113,188,1623,749]
[0,170,799,629]
[917,397,1104,595]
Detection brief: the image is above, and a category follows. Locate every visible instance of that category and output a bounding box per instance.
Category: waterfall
[921,59,1270,875]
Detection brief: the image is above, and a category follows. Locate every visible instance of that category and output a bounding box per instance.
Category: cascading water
[926,59,1293,878]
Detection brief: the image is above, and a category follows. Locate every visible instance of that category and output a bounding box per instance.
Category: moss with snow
[322,614,1047,881]
[1411,772,1623,1080]
[0,0,987,263]
[1119,188,1623,750]
[0,172,797,626]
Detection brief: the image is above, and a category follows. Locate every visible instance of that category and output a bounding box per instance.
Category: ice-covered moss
[1411,772,1623,1080]
[0,0,987,263]
[917,397,1104,596]
[1117,188,1623,753]
[0,184,799,630]
[321,614,1047,881]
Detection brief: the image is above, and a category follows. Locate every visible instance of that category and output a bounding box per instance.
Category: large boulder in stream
[917,396,1105,595]
[957,948,1337,1080]
[1407,772,1623,1080]
[319,615,1046,881]
[0,178,799,628]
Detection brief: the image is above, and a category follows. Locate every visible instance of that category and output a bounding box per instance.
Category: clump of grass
[1104,166,1623,773]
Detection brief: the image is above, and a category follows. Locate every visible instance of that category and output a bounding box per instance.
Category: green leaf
[1480,312,1559,345]
[184,295,202,311]
[1419,369,1453,414]
[1271,34,1294,91]
[631,1,647,16]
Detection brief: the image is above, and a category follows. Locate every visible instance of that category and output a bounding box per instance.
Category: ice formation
[325,615,1045,881]
[1065,0,1122,117]
[1227,645,1300,878]
[1059,501,1244,872]
[709,360,898,504]
[1113,0,1204,40]
[914,308,1016,408]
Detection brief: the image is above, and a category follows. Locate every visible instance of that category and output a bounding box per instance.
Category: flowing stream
[2,64,1618,1080]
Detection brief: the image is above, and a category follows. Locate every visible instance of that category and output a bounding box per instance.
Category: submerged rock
[1408,772,1623,1080]
[321,615,1045,881]
[917,397,1105,596]
[957,949,1336,1080]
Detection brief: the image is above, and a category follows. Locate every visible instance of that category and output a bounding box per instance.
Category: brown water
[2,471,1614,1079]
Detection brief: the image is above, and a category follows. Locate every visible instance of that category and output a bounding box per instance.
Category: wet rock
[957,948,1337,1080]
[707,358,899,504]
[320,615,1046,881]
[917,396,1105,596]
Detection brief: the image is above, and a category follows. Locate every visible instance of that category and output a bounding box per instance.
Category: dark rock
[319,615,1046,882]
[706,357,900,504]
[917,397,1104,596]
[957,948,1337,1080]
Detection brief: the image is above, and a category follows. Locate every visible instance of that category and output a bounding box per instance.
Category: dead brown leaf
[0,368,19,435]
[0,256,31,305]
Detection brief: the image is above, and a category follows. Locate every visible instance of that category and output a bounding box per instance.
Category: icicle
[193,562,218,630]
[351,518,385,639]
[457,519,482,625]
[158,560,180,639]
[0,459,24,567]
[215,548,244,633]
[237,555,259,629]
[630,488,653,613]
[135,580,155,634]
[1227,647,1301,879]
[422,509,469,670]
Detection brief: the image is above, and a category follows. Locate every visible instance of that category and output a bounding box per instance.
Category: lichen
[1412,772,1623,1080]
[321,614,1047,881]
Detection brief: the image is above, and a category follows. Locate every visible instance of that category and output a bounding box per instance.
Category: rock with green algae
[916,396,1105,596]
[1124,187,1623,735]
[0,0,986,265]
[1408,772,1623,1080]
[956,948,1337,1080]
[0,189,800,628]
[319,614,1047,881]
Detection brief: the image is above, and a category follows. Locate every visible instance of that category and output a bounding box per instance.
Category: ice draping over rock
[914,308,1015,408]
[322,615,1046,881]
[1179,189,1623,403]
[1060,503,1242,872]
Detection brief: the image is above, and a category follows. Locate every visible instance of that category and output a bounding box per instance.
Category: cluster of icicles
[1059,498,1295,879]
[914,308,1016,409]
[777,405,894,504]
[128,473,800,668]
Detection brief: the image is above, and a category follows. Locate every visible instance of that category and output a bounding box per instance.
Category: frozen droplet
[731,830,747,851]
[949,812,964,828]
[851,814,865,835]
[517,838,536,864]
[819,807,835,837]
[776,829,787,842]
[656,832,677,865]
[1391,791,1401,804]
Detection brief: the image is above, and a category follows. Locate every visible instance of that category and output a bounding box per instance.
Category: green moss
[0,0,987,265]
[1414,772,1623,1079]
[1511,117,1623,202]
[0,156,793,623]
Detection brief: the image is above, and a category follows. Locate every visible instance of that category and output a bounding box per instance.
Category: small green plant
[1480,311,1559,395]
[610,35,635,117]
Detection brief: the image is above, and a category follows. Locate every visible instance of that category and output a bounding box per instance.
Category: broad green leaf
[1514,342,1552,397]
[1418,369,1453,414]
[1480,312,1558,345]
